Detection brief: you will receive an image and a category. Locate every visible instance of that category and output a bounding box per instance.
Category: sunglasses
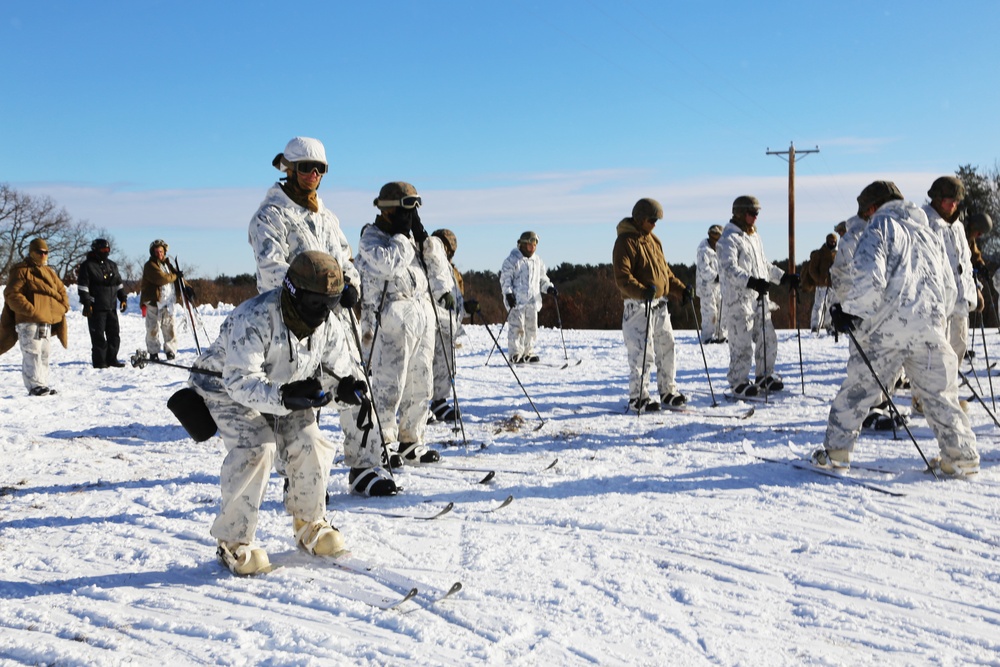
[295,161,328,175]
[379,195,422,209]
[34,249,49,255]
[747,210,760,217]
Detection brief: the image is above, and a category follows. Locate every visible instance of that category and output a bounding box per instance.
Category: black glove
[547,285,558,296]
[183,285,196,302]
[281,378,331,410]
[974,261,987,276]
[82,303,93,318]
[714,275,720,283]
[340,283,359,309]
[505,293,516,308]
[175,270,184,280]
[747,277,770,296]
[464,299,480,315]
[641,285,656,301]
[119,300,127,313]
[411,217,428,244]
[438,292,456,311]
[829,303,859,333]
[335,376,367,406]
[681,285,694,305]
[780,272,801,289]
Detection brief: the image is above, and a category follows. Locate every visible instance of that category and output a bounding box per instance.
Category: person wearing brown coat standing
[0,238,70,395]
[806,233,838,334]
[612,198,690,412]
[140,239,180,360]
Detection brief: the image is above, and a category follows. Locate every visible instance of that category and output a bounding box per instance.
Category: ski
[326,553,463,604]
[742,441,906,496]
[723,392,775,404]
[513,358,582,370]
[403,466,496,484]
[345,501,455,521]
[269,566,419,610]
[661,405,755,420]
[786,442,901,475]
[434,457,558,476]
[481,494,514,512]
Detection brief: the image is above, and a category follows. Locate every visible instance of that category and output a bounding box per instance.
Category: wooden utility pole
[766,142,819,327]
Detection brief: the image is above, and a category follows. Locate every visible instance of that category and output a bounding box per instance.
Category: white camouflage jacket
[356,222,452,307]
[695,238,719,294]
[829,215,867,304]
[249,183,360,294]
[923,204,976,316]
[717,222,785,320]
[843,200,956,338]
[499,249,553,313]
[189,289,358,416]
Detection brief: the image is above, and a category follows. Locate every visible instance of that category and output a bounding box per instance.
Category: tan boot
[217,541,270,576]
[293,517,347,556]
[810,447,851,470]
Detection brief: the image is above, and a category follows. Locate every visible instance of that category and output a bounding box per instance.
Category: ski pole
[634,297,653,417]
[980,269,1000,336]
[344,308,397,473]
[793,286,805,395]
[474,310,545,429]
[958,370,1000,428]
[171,257,201,355]
[129,349,218,375]
[844,328,938,477]
[552,292,569,361]
[687,294,718,407]
[365,281,389,372]
[978,309,996,410]
[759,294,769,404]
[484,321,506,366]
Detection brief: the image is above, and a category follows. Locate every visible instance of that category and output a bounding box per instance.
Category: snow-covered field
[1,294,999,667]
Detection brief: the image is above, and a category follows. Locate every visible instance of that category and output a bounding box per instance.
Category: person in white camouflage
[717,195,799,398]
[612,198,691,412]
[815,181,980,476]
[500,231,556,363]
[189,251,380,575]
[356,182,451,465]
[695,224,727,344]
[923,176,978,364]
[428,228,476,423]
[829,214,906,432]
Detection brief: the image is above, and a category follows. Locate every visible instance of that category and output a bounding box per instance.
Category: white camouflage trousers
[811,286,831,331]
[698,283,726,342]
[506,304,538,360]
[723,296,777,388]
[431,314,456,403]
[206,393,336,546]
[145,303,178,356]
[371,297,434,445]
[622,299,677,401]
[824,333,978,463]
[16,323,52,391]
[945,312,969,362]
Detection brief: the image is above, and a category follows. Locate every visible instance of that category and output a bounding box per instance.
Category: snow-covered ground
[1,295,999,666]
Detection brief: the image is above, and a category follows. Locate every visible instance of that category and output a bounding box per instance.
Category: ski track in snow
[1,295,999,666]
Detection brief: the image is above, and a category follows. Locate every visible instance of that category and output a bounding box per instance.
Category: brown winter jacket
[806,244,836,289]
[1,258,70,355]
[612,217,685,301]
[140,256,178,306]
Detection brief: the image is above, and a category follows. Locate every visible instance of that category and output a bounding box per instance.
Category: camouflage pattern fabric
[717,222,784,388]
[249,183,360,294]
[621,298,678,401]
[810,286,831,332]
[500,247,553,359]
[924,204,975,362]
[15,323,51,391]
[356,222,450,445]
[695,237,726,342]
[144,303,178,356]
[189,289,372,545]
[429,236,464,402]
[826,199,977,466]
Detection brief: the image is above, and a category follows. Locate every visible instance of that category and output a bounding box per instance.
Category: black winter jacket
[78,252,126,311]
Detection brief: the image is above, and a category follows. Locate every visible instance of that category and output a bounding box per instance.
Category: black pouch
[167,388,218,442]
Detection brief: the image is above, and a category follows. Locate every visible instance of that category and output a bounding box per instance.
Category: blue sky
[3,1,999,280]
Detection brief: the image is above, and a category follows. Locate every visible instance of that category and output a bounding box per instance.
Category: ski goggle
[294,161,328,175]
[377,195,422,210]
